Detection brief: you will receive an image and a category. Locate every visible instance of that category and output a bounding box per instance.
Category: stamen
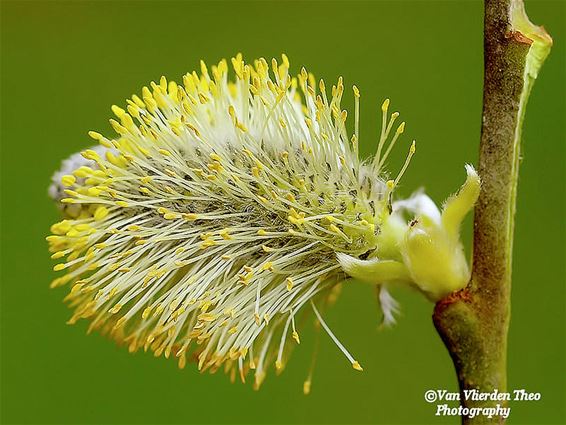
[394,141,416,186]
[353,85,360,156]
[375,98,390,165]
[275,312,293,370]
[310,301,362,371]
[303,322,321,395]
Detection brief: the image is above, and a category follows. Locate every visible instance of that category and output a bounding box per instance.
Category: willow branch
[432,0,552,423]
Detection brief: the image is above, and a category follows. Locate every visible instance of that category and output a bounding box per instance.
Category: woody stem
[432,0,552,423]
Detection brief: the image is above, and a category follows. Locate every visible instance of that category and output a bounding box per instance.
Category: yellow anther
[132,94,145,108]
[353,85,360,98]
[159,75,167,91]
[73,166,93,178]
[88,130,104,141]
[285,193,296,203]
[221,255,232,260]
[53,263,66,271]
[261,262,273,271]
[50,251,66,259]
[228,326,238,335]
[410,140,416,154]
[163,213,180,220]
[106,151,127,168]
[257,229,267,236]
[329,224,341,234]
[116,201,129,208]
[381,98,390,112]
[111,105,126,118]
[352,361,364,371]
[83,251,95,262]
[159,149,172,156]
[292,331,300,344]
[261,245,273,253]
[286,277,294,291]
[198,313,217,322]
[51,220,72,235]
[127,103,140,118]
[61,175,76,187]
[198,92,208,104]
[50,276,70,288]
[288,216,305,225]
[183,213,199,221]
[207,162,223,172]
[200,232,212,240]
[169,298,181,311]
[109,304,123,314]
[303,380,311,395]
[200,239,217,249]
[113,317,126,330]
[110,118,128,135]
[81,149,100,161]
[141,306,152,319]
[87,187,102,197]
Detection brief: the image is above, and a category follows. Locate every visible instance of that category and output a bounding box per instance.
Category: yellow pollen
[61,175,76,187]
[352,361,363,371]
[303,380,311,395]
[109,304,123,314]
[164,213,181,220]
[94,206,109,221]
[286,277,294,291]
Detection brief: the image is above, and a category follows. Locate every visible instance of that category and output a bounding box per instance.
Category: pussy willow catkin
[47,55,480,391]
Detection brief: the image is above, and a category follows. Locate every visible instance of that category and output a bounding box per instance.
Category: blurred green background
[1,1,564,424]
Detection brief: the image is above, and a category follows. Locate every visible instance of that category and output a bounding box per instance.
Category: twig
[432,0,552,423]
